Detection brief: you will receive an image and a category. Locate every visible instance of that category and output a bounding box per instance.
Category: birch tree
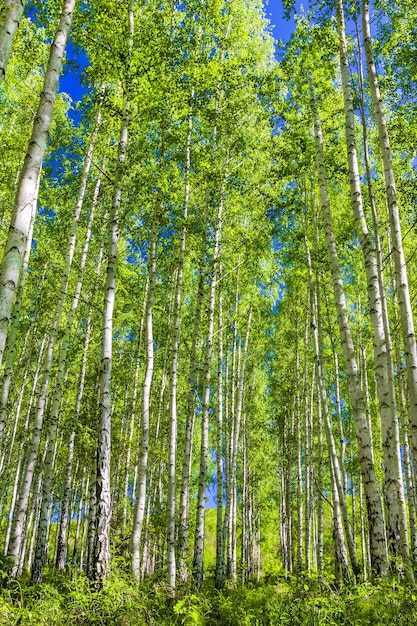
[0,0,24,80]
[362,0,417,462]
[93,2,133,582]
[0,0,76,370]
[309,69,388,576]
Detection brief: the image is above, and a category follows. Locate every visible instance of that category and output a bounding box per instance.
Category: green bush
[0,569,416,625]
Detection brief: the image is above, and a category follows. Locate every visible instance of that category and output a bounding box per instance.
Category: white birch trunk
[362,1,417,463]
[215,280,224,589]
[55,430,75,570]
[122,283,147,533]
[192,183,224,590]
[356,30,411,574]
[131,221,158,580]
[316,386,324,574]
[303,319,312,570]
[92,4,133,583]
[306,218,360,578]
[309,69,388,576]
[0,187,36,451]
[0,0,76,368]
[295,333,303,572]
[336,0,409,571]
[0,0,24,81]
[86,462,97,578]
[73,471,87,568]
[177,224,207,581]
[229,305,252,581]
[8,101,93,575]
[93,112,128,582]
[167,98,193,590]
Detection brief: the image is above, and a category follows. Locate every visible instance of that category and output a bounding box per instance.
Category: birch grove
[0,0,417,598]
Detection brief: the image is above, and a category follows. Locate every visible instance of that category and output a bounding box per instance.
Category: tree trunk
[0,0,24,81]
[167,96,193,590]
[0,184,36,452]
[335,0,407,570]
[8,104,89,574]
[215,279,224,589]
[131,211,159,580]
[177,204,208,582]
[192,177,224,589]
[306,214,360,579]
[93,108,129,583]
[362,0,417,465]
[56,297,94,570]
[309,69,388,576]
[0,0,76,368]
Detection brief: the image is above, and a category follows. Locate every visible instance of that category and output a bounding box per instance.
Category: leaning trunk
[0,0,76,368]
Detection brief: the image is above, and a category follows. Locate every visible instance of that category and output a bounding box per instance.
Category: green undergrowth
[0,569,416,625]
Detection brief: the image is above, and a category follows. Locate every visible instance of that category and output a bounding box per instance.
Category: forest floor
[0,569,416,625]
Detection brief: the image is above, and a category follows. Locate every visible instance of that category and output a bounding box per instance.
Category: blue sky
[266,0,308,42]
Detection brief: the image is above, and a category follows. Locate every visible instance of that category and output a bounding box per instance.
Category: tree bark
[0,0,24,81]
[0,182,36,452]
[177,203,208,582]
[215,278,224,589]
[306,213,360,579]
[362,1,417,463]
[166,95,193,590]
[0,0,76,369]
[93,116,128,583]
[309,69,388,576]
[131,206,159,580]
[335,0,407,569]
[192,176,225,589]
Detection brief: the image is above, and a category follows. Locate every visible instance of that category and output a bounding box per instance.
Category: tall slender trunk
[86,462,97,578]
[167,96,193,590]
[224,282,238,579]
[309,70,388,576]
[241,412,248,582]
[396,341,417,565]
[33,143,103,584]
[335,0,407,569]
[92,3,133,583]
[122,282,148,533]
[316,382,324,574]
[192,177,225,590]
[8,108,90,575]
[0,0,76,368]
[0,183,36,452]
[177,204,208,581]
[56,298,94,570]
[215,279,224,589]
[73,470,88,568]
[93,112,129,583]
[303,316,312,571]
[131,211,159,580]
[362,1,417,463]
[295,328,303,572]
[0,0,25,81]
[356,24,411,573]
[305,214,360,579]
[0,331,45,531]
[229,304,252,581]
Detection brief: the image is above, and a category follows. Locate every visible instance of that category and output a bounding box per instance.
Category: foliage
[1,571,417,625]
